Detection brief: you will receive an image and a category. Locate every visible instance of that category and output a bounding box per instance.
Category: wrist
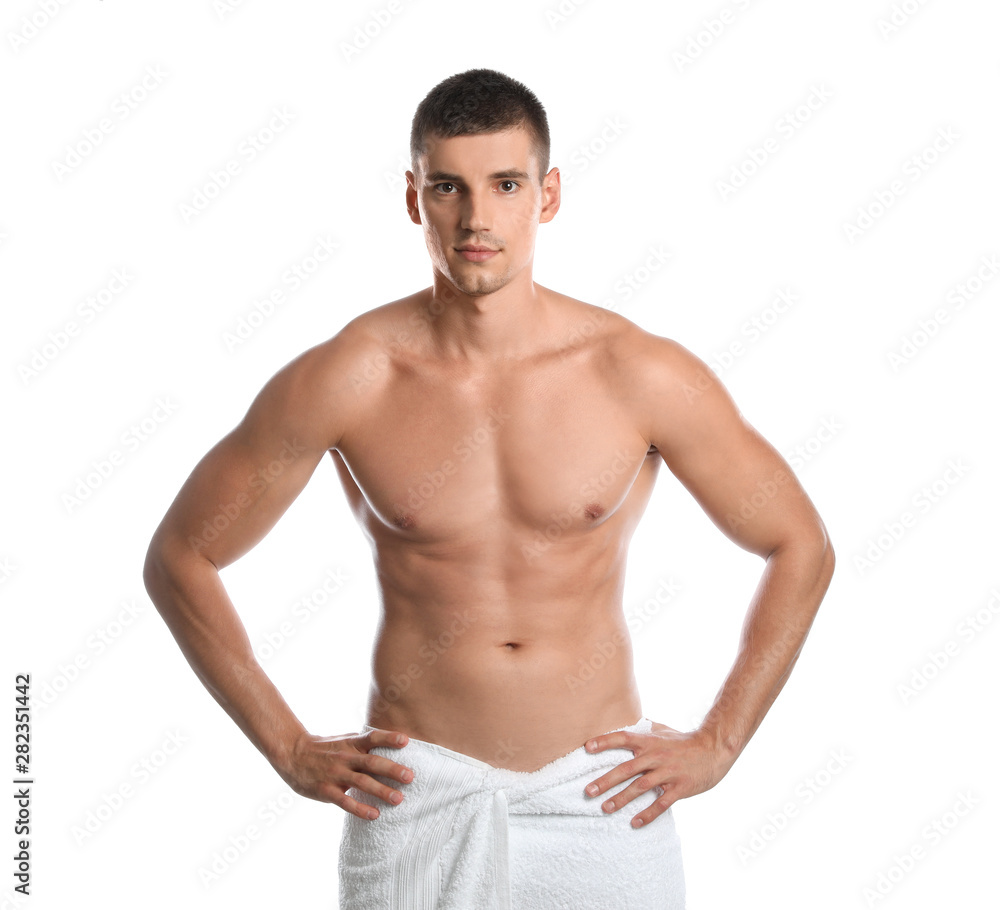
[266,722,309,776]
[694,723,742,767]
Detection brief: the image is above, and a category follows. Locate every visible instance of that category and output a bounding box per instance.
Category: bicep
[639,337,826,558]
[149,344,348,571]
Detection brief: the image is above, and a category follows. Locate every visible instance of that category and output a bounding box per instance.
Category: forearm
[143,545,306,772]
[697,537,835,762]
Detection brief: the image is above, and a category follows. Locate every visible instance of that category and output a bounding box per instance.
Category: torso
[329,288,663,770]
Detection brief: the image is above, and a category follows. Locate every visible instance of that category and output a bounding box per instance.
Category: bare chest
[332,357,656,542]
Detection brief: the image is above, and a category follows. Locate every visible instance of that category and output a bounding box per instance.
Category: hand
[274,728,414,820]
[583,721,734,828]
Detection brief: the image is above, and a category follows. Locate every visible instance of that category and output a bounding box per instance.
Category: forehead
[418,126,537,179]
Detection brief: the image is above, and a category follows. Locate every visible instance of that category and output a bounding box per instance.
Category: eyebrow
[424,169,532,182]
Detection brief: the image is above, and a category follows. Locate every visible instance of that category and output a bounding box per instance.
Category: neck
[420,269,552,364]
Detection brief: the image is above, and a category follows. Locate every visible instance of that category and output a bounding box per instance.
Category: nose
[460,187,491,234]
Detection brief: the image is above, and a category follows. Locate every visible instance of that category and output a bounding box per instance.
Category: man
[143,68,834,909]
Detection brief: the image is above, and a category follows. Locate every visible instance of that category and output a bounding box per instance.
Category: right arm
[142,328,412,819]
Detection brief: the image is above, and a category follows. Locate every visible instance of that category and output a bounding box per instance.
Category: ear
[405,170,422,225]
[539,167,561,225]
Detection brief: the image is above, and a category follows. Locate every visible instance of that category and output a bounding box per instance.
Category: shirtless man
[143,69,834,908]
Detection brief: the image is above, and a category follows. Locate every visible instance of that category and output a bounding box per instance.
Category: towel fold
[338,716,685,909]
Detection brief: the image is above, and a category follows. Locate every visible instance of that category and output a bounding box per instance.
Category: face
[406,126,560,298]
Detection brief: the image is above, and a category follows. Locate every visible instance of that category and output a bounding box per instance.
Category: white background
[2,0,998,907]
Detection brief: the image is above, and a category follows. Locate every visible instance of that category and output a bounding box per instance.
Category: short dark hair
[410,68,550,182]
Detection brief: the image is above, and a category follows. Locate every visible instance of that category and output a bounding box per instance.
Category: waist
[367,624,640,770]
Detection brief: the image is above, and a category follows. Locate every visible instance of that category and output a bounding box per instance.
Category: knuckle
[326,760,350,782]
[344,771,367,791]
[326,787,347,807]
[346,801,367,819]
[319,776,343,797]
[312,781,340,804]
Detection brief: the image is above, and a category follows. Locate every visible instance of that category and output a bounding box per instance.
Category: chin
[453,274,508,297]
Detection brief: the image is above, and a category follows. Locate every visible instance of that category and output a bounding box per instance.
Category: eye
[435,183,458,194]
[499,181,518,193]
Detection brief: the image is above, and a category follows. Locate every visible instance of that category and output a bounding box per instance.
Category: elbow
[142,539,167,602]
[817,538,835,590]
[143,531,217,605]
[769,521,836,585]
[807,524,836,595]
[142,527,181,602]
[817,521,836,583]
[824,537,836,576]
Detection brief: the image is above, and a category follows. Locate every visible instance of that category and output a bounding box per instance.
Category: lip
[456,246,499,262]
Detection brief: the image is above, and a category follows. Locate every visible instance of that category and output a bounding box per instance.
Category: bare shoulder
[610,319,719,398]
[242,297,416,453]
[298,299,409,387]
[554,299,745,454]
[549,293,710,396]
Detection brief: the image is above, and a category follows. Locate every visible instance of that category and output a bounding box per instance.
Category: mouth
[455,245,499,262]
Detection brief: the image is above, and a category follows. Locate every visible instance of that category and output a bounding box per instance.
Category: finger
[350,732,414,783]
[629,788,677,829]
[350,750,414,785]
[585,730,635,754]
[596,774,660,814]
[361,728,410,750]
[342,770,407,808]
[584,758,639,798]
[306,774,386,820]
[322,768,405,817]
[331,787,383,821]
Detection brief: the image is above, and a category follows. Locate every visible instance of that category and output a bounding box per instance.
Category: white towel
[338,717,685,909]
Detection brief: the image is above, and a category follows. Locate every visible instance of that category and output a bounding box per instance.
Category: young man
[144,69,834,909]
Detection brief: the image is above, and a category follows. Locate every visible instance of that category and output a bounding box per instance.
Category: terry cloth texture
[338,716,685,909]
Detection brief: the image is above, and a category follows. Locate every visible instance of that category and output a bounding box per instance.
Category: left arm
[585,332,836,827]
